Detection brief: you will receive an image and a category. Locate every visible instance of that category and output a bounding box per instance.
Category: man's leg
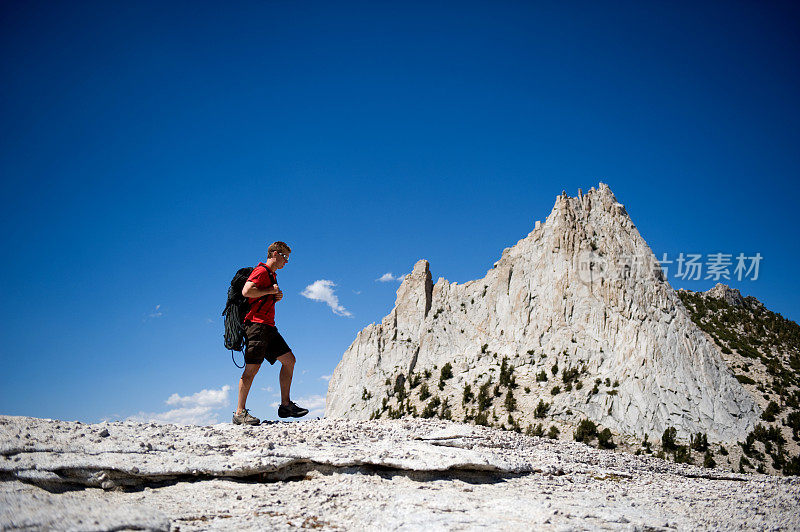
[276,351,309,418]
[276,351,295,405]
[237,363,261,414]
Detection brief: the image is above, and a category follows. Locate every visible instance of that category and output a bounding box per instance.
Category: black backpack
[222,266,274,367]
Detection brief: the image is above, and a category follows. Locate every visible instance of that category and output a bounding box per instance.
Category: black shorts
[244,322,291,365]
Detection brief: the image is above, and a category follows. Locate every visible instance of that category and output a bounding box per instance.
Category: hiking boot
[232,408,260,425]
[278,401,309,418]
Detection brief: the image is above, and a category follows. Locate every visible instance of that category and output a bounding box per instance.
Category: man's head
[267,241,291,270]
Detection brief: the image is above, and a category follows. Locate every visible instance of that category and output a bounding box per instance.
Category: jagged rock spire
[326,184,760,443]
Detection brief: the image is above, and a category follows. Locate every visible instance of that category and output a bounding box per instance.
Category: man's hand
[273,284,284,301]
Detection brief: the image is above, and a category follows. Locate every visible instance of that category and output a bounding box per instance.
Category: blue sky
[2,1,799,424]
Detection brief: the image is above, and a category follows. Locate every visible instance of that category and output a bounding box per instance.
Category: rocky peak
[705,283,746,307]
[327,184,760,445]
[395,259,433,322]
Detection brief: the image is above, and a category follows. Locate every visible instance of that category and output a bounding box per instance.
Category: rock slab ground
[1,415,798,530]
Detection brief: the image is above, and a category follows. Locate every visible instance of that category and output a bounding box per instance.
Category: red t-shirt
[244,263,278,326]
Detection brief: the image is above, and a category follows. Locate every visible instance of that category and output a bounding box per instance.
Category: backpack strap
[252,265,277,314]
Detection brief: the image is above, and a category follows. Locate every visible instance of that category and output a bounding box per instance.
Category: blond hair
[267,241,291,258]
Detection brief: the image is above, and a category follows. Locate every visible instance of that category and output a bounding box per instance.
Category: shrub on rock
[526,423,544,437]
[438,363,453,390]
[462,384,475,406]
[534,400,551,419]
[662,427,678,452]
[690,432,709,452]
[598,428,616,449]
[574,419,597,444]
[419,383,431,401]
[422,396,441,418]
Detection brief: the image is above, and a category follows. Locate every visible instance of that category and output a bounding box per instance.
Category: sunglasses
[277,252,289,262]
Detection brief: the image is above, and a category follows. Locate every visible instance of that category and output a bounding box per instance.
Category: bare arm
[242,281,282,299]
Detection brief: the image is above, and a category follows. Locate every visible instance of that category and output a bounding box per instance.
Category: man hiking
[233,241,309,425]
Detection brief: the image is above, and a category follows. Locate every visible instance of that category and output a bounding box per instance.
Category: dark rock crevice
[6,459,526,494]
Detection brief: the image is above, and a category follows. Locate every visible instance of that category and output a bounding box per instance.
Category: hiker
[233,241,309,425]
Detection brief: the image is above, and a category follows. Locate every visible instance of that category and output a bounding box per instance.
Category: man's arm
[242,281,282,299]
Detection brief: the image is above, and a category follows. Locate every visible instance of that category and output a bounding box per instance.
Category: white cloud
[377,273,405,282]
[320,374,332,382]
[126,385,231,425]
[127,406,220,425]
[166,386,230,408]
[270,394,326,418]
[300,280,352,317]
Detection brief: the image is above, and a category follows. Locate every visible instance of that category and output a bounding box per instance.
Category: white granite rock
[1,416,798,531]
[326,184,760,443]
[704,283,746,307]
